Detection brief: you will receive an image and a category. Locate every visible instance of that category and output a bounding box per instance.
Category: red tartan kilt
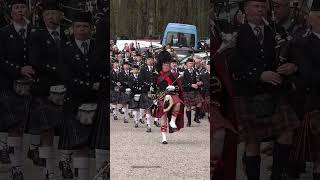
[153,94,182,118]
[184,91,203,107]
[233,96,300,142]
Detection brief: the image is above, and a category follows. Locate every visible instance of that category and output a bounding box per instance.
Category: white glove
[166,85,175,92]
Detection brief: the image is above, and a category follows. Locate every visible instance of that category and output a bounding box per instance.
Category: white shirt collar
[47,26,60,37]
[313,32,320,39]
[75,38,90,54]
[248,22,264,35]
[13,21,28,36]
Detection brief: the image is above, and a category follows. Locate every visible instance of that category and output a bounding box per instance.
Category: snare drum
[134,94,141,102]
[48,85,66,106]
[77,103,97,125]
[13,78,32,96]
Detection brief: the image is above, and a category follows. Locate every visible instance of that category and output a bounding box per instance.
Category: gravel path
[110,111,210,180]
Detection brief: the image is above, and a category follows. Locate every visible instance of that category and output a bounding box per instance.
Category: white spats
[161,132,167,143]
[146,113,152,127]
[73,157,90,180]
[7,137,24,169]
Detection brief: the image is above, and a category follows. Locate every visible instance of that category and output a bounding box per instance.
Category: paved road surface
[110,111,210,180]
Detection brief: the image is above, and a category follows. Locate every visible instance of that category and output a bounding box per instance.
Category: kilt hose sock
[270,142,290,180]
[244,155,261,180]
[95,149,109,173]
[7,137,24,170]
[161,125,167,142]
[186,111,191,126]
[146,113,152,127]
[39,146,55,177]
[73,157,90,180]
[29,134,40,150]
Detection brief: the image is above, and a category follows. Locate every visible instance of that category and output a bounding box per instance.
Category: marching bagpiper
[0,0,33,179]
[128,64,143,128]
[118,61,132,123]
[290,1,320,179]
[154,52,184,144]
[182,58,203,127]
[138,52,157,132]
[27,1,71,179]
[110,59,121,120]
[58,11,108,180]
[230,0,300,179]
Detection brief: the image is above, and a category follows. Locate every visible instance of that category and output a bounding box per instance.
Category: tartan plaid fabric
[184,91,203,107]
[233,96,300,142]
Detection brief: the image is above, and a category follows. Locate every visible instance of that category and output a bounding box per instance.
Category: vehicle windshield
[165,32,195,48]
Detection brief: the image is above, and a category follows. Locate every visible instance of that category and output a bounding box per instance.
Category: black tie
[19,28,26,39]
[254,26,264,44]
[51,31,60,43]
[81,41,89,55]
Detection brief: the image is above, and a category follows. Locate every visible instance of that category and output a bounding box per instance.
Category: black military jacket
[61,39,107,103]
[230,23,285,96]
[28,27,68,96]
[110,69,121,90]
[0,24,32,90]
[128,74,141,94]
[118,70,131,92]
[139,65,157,93]
[182,68,198,92]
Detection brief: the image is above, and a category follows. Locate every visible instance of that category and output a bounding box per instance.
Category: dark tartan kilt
[110,90,121,103]
[139,93,153,109]
[25,97,63,134]
[119,92,130,104]
[233,96,300,142]
[203,96,210,112]
[58,99,108,150]
[184,91,203,107]
[0,90,31,131]
[154,94,183,118]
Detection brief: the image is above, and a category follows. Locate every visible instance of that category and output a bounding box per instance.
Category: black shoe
[114,116,118,120]
[134,123,138,128]
[154,121,160,127]
[59,159,73,179]
[139,119,145,124]
[187,123,191,127]
[11,167,24,180]
[28,148,46,167]
[146,127,151,132]
[129,113,134,118]
[0,146,11,164]
[124,119,128,123]
[119,109,124,114]
[194,118,200,123]
[162,141,168,144]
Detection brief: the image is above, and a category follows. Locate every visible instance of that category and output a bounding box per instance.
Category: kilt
[203,96,210,112]
[58,99,108,150]
[233,96,300,142]
[26,97,63,134]
[0,90,31,131]
[128,93,154,110]
[154,94,183,118]
[184,91,203,107]
[110,90,120,103]
[119,92,130,104]
[139,93,153,110]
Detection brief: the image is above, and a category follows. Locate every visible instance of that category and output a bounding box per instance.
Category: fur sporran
[48,85,66,106]
[13,78,32,96]
[77,103,97,125]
